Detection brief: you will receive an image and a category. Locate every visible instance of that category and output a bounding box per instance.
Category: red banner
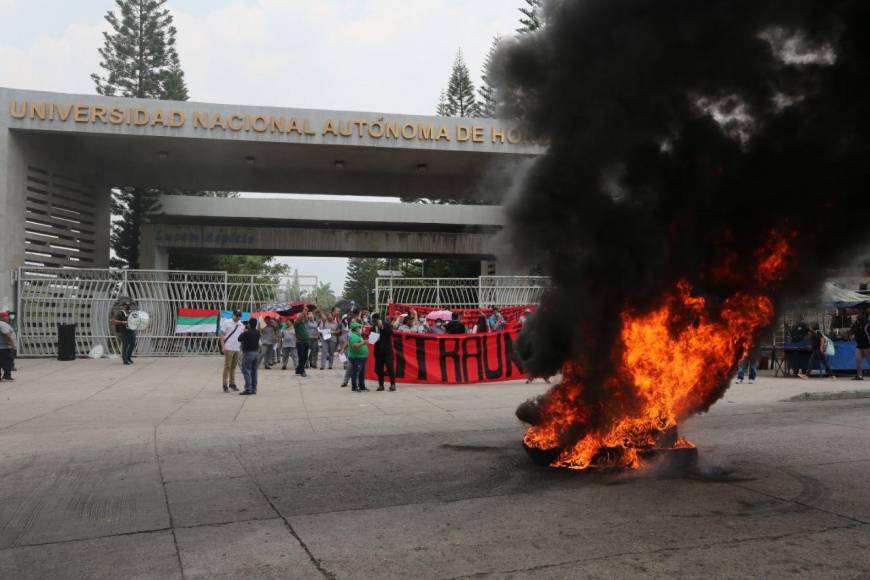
[364,330,525,384]
[387,304,535,331]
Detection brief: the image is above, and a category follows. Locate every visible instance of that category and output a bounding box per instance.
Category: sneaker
[340,382,348,388]
[300,372,308,378]
[351,388,359,392]
[377,386,385,391]
[239,391,252,396]
[2,376,13,381]
[359,387,370,392]
[229,384,239,391]
[797,373,808,380]
[389,385,396,391]
[829,375,837,380]
[748,379,754,384]
[736,378,743,384]
[852,376,864,381]
[281,365,287,370]
[223,384,229,393]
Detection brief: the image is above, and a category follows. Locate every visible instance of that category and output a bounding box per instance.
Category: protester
[338,313,351,367]
[257,317,277,369]
[371,313,396,391]
[430,318,446,335]
[488,307,505,332]
[519,308,532,328]
[347,321,369,392]
[279,321,298,371]
[306,311,320,369]
[294,313,310,377]
[238,319,261,395]
[852,310,870,381]
[111,301,137,365]
[319,313,339,369]
[473,313,489,334]
[736,345,760,384]
[339,311,361,387]
[219,309,244,392]
[445,311,467,334]
[806,322,835,379]
[0,312,17,381]
[788,319,811,377]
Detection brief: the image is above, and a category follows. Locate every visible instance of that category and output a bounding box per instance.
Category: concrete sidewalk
[0,357,868,578]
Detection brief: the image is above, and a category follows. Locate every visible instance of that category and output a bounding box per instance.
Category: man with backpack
[806,323,835,379]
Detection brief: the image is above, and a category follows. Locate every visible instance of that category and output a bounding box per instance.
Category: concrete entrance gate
[0,86,546,310]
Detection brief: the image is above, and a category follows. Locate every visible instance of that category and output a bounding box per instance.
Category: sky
[0,0,525,291]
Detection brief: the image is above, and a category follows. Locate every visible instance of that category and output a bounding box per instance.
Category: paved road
[0,358,868,579]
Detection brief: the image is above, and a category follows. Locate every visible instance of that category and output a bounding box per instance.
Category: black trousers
[296,342,309,374]
[0,349,14,378]
[374,350,395,387]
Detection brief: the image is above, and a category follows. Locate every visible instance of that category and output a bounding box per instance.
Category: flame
[523,230,794,470]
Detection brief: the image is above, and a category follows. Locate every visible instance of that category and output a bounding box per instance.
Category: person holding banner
[347,322,370,392]
[371,314,396,391]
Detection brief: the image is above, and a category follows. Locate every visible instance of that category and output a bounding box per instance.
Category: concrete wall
[140,223,496,268]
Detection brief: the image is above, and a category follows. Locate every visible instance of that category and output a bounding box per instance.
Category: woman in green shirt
[347,322,369,392]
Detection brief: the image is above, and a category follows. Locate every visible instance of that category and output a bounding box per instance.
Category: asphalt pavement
[0,357,868,579]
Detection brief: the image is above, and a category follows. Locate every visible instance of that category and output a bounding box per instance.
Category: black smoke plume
[493,0,870,392]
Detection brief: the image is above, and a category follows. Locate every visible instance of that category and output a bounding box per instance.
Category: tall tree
[517,0,544,34]
[435,89,450,116]
[444,49,480,118]
[93,0,184,268]
[478,35,502,118]
[342,258,384,308]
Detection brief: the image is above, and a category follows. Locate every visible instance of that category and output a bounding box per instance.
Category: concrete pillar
[0,132,28,310]
[91,185,112,268]
[139,224,169,270]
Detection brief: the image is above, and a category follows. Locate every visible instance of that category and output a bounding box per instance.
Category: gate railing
[374,275,551,312]
[15,267,315,357]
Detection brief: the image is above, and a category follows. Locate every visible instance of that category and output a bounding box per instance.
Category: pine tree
[517,0,544,34]
[342,258,385,308]
[444,49,480,118]
[92,0,184,268]
[435,89,450,116]
[91,0,182,99]
[478,35,502,118]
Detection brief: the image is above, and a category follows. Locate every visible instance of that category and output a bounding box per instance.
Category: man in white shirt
[0,312,16,381]
[219,310,245,392]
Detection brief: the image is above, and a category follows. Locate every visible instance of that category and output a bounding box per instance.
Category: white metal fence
[15,268,316,357]
[374,276,551,311]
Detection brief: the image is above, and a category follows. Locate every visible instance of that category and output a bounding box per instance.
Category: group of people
[216,305,534,394]
[219,306,381,395]
[391,307,525,335]
[736,308,870,383]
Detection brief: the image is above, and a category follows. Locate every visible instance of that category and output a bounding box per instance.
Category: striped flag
[175,308,220,334]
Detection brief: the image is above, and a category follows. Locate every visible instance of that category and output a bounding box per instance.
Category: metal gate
[15,267,316,357]
[374,276,550,312]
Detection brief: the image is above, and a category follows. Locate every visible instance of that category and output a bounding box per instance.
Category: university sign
[8,99,541,146]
